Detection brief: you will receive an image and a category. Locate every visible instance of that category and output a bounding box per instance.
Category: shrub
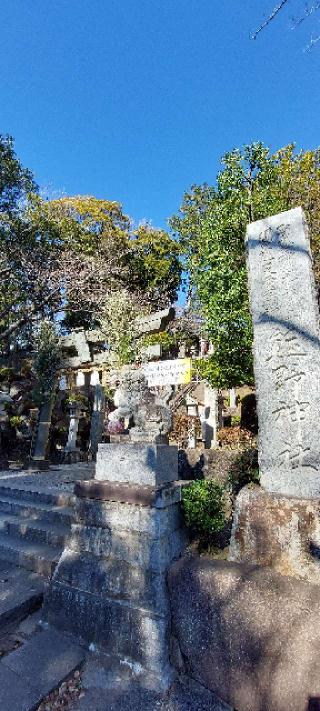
[230,414,241,426]
[0,367,14,383]
[182,480,226,546]
[9,415,23,428]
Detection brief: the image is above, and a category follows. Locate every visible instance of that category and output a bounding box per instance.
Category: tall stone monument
[230,208,320,582]
[29,395,55,470]
[89,383,106,460]
[44,368,187,689]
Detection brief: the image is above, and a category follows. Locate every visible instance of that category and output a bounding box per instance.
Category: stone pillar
[44,441,187,690]
[89,384,105,460]
[230,208,320,581]
[229,388,237,409]
[63,402,81,464]
[246,207,320,498]
[202,385,219,448]
[30,396,55,470]
[76,371,85,387]
[186,396,198,448]
[0,391,12,470]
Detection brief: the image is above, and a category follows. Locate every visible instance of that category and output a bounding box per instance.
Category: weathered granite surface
[95,443,178,486]
[246,207,320,497]
[44,473,187,689]
[229,485,320,583]
[0,627,84,711]
[168,556,320,711]
[72,670,231,710]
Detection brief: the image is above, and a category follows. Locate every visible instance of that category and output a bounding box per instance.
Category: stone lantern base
[62,449,82,465]
[28,457,50,471]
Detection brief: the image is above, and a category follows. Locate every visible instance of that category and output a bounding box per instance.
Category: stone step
[0,560,44,630]
[0,627,84,711]
[0,513,70,548]
[0,485,75,508]
[0,533,61,577]
[0,496,74,527]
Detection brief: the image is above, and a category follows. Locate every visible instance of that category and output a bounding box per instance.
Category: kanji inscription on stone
[246,207,320,497]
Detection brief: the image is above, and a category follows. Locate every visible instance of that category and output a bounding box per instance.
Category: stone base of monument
[43,443,188,691]
[229,485,320,585]
[62,449,82,464]
[0,455,9,470]
[28,457,50,471]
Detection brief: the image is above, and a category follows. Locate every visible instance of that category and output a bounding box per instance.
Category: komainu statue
[108,366,172,443]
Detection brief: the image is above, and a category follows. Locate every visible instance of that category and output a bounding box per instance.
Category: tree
[170,142,320,388]
[0,135,39,352]
[129,224,182,308]
[28,197,182,327]
[0,136,182,354]
[0,134,36,215]
[32,321,61,405]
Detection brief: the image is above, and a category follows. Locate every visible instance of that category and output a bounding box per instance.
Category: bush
[182,480,226,546]
[0,367,14,383]
[9,415,23,428]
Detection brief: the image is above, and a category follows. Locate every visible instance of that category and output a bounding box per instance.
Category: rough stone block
[44,582,171,677]
[75,496,182,537]
[168,556,320,711]
[52,549,170,613]
[95,443,178,486]
[68,524,187,572]
[229,485,320,584]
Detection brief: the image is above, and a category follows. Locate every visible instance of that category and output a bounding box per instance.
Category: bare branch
[291,1,320,28]
[250,0,291,39]
[304,31,320,49]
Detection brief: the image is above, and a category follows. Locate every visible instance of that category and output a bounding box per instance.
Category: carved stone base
[229,485,320,585]
[28,458,50,471]
[44,477,187,690]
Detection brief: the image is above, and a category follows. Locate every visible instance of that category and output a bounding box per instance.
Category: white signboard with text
[143,358,192,387]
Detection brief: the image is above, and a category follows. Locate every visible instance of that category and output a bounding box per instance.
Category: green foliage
[32,321,61,405]
[65,391,88,406]
[182,480,226,545]
[0,134,36,215]
[228,447,260,497]
[0,366,14,382]
[102,384,113,401]
[171,142,320,388]
[100,290,140,366]
[9,415,23,428]
[29,199,182,319]
[138,331,176,353]
[231,414,241,426]
[129,224,182,307]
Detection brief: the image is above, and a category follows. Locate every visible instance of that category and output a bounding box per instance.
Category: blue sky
[1,0,319,230]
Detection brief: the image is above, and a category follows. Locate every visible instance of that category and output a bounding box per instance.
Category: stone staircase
[0,464,94,577]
